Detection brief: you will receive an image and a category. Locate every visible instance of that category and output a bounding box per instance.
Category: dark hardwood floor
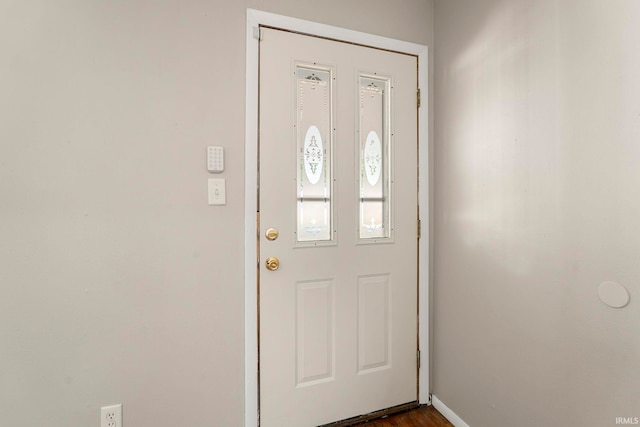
[355,405,453,427]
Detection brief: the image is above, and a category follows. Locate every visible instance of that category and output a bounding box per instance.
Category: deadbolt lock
[265,227,279,241]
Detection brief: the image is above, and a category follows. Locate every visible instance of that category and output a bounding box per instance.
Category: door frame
[244,9,429,427]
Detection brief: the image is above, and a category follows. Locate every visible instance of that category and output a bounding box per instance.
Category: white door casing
[259,27,416,427]
[245,9,429,427]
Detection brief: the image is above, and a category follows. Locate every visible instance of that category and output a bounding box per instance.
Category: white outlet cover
[101,404,122,427]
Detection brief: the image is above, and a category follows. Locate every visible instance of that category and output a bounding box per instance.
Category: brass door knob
[265,257,280,271]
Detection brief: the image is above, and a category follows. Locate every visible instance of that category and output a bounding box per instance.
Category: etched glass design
[359,76,390,240]
[304,126,324,185]
[296,67,332,242]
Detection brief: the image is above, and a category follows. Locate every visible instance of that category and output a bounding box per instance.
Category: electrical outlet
[101,404,122,427]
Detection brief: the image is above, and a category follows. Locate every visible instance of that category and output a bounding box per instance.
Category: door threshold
[318,401,420,427]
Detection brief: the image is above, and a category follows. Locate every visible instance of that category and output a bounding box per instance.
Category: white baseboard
[431,395,470,427]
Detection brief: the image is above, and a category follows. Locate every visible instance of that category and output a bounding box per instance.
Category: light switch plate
[208,178,226,205]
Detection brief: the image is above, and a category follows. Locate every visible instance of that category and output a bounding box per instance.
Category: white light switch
[208,178,226,205]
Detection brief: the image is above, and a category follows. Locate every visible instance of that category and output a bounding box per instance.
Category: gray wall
[0,1,433,426]
[434,1,640,426]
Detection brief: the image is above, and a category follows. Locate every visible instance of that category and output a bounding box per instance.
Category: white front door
[259,27,418,427]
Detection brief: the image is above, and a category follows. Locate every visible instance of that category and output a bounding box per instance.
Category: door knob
[265,257,280,271]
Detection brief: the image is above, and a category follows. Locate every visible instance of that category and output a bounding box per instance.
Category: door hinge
[417,349,421,369]
[417,219,422,239]
[417,88,421,108]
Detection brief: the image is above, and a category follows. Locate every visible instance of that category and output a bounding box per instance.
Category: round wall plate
[597,281,630,309]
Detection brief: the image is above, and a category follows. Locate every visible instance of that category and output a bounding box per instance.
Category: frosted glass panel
[296,67,333,242]
[359,76,390,240]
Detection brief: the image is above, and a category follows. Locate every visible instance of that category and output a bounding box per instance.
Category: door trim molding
[245,9,429,427]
